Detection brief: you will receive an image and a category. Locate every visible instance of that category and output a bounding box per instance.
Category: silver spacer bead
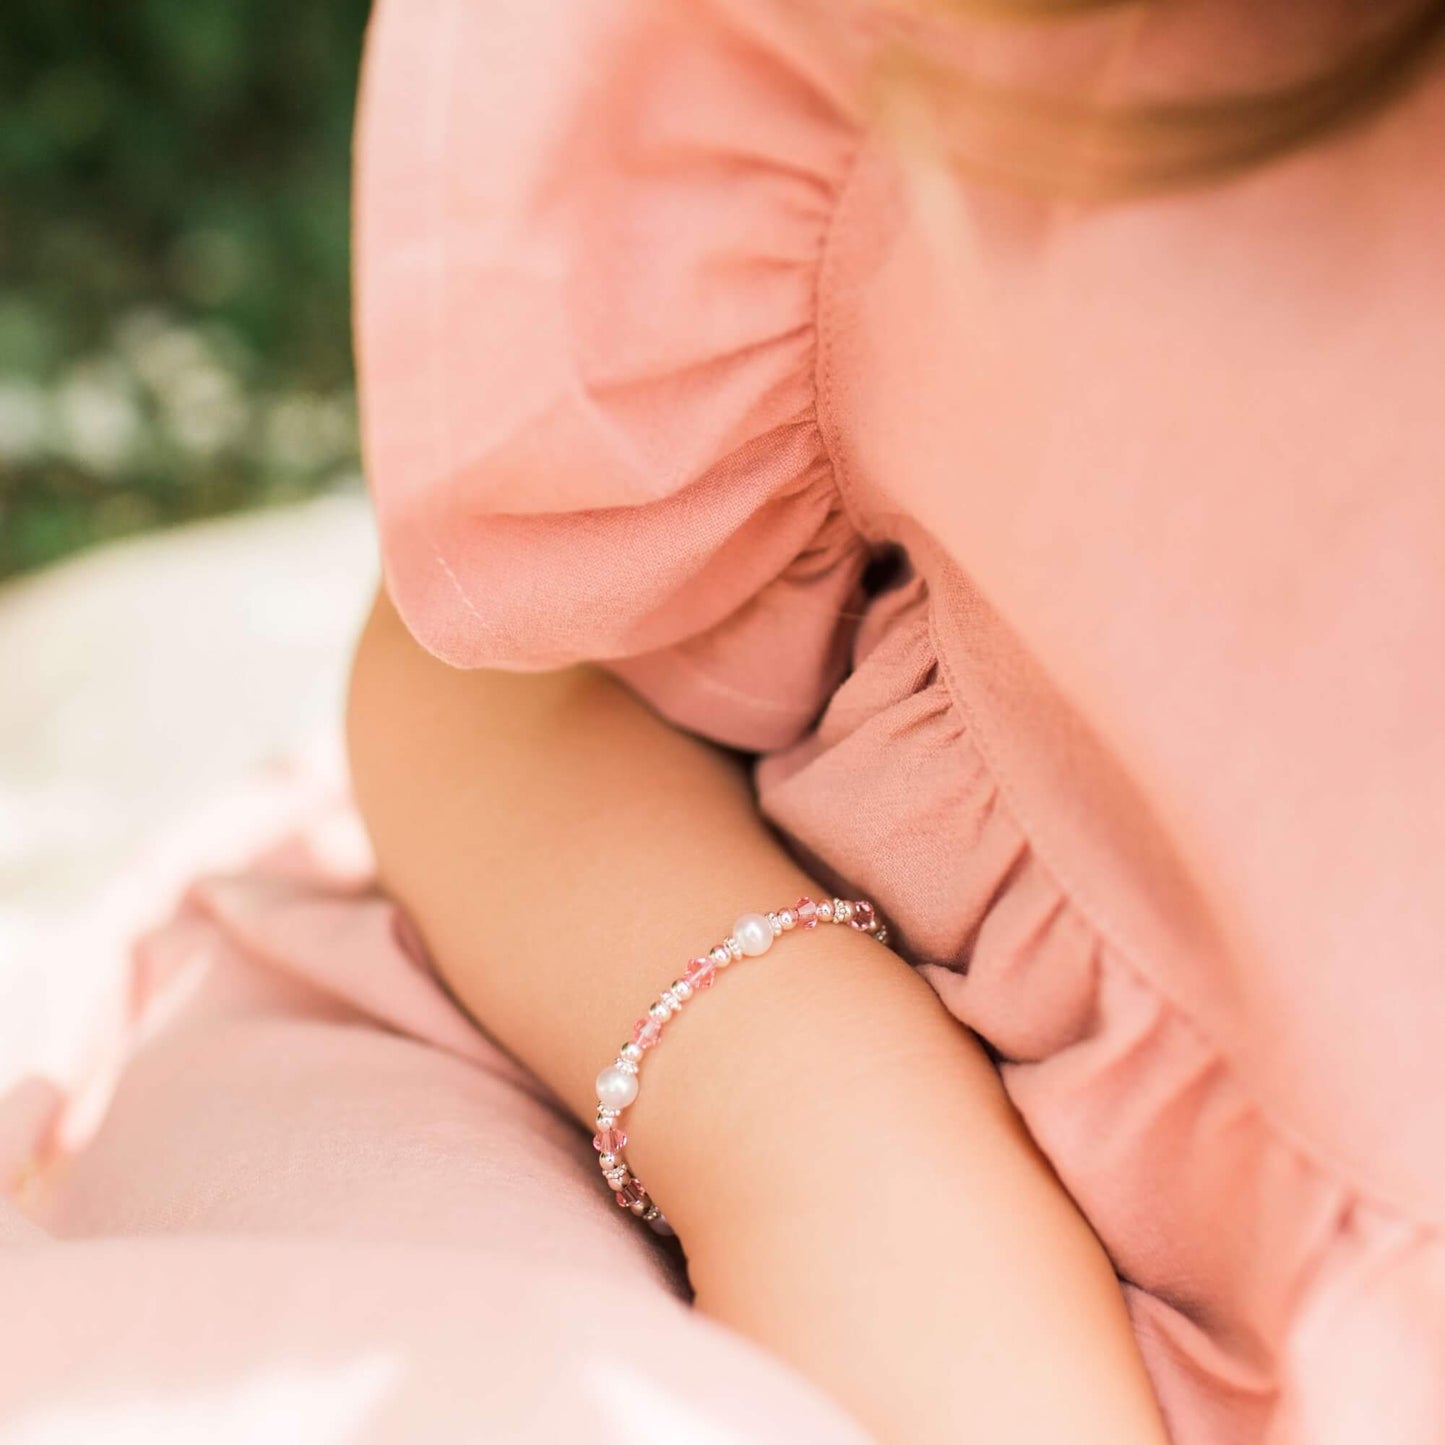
[614,1056,638,1076]
[876,925,890,945]
[778,908,797,930]
[710,944,732,968]
[648,1001,671,1023]
[606,1171,628,1189]
[629,1198,649,1217]
[817,900,835,921]
[767,912,783,936]
[620,1042,643,1064]
[833,899,854,924]
[598,1152,618,1169]
[724,935,743,960]
[671,978,693,1002]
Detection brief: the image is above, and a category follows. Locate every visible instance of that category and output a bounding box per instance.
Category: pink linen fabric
[358,0,1445,1440]
[4,1,1442,1441]
[0,798,868,1443]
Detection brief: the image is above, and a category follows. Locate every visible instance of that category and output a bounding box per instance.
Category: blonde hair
[877,0,1445,198]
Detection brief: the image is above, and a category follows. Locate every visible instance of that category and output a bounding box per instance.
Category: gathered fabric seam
[810,132,874,546]
[420,37,868,718]
[922,559,1442,1237]
[811,139,1442,1236]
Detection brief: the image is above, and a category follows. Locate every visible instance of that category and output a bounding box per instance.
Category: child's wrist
[619,918,982,1242]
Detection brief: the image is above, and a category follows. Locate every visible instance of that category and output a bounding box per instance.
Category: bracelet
[593,894,889,1232]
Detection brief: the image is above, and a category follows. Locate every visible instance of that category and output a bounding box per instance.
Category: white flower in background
[262,391,358,473]
[160,359,249,457]
[0,378,50,462]
[105,307,358,477]
[53,361,141,475]
[114,310,215,395]
[112,306,171,359]
[112,309,254,458]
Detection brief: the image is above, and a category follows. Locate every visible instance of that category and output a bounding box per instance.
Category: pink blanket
[0,784,866,1441]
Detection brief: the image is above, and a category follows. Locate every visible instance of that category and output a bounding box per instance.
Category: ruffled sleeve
[354,0,868,750]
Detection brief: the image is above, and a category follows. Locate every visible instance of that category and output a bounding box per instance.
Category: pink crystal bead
[851,900,875,931]
[616,1181,645,1208]
[795,896,819,928]
[593,1127,627,1154]
[631,1017,663,1049]
[683,955,717,991]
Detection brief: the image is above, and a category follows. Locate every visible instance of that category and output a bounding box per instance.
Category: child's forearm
[347,587,1166,1444]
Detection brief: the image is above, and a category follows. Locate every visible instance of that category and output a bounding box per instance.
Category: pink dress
[5,2,1442,1440]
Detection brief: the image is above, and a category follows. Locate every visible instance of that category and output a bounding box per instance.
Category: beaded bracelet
[593,894,889,1232]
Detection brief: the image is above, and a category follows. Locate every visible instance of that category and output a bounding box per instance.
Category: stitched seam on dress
[641,128,872,715]
[432,546,489,629]
[812,132,877,546]
[911,562,1444,1235]
[858,492,1445,1234]
[564,130,864,721]
[420,73,869,689]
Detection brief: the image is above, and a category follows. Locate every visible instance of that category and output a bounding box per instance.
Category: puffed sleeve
[354,0,869,750]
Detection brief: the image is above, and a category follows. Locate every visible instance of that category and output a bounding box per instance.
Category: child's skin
[348,587,1167,1443]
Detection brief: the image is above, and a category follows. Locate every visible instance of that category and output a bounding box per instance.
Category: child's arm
[348,587,1166,1445]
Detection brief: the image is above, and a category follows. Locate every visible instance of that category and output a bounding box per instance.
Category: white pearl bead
[596,1065,639,1110]
[733,912,775,957]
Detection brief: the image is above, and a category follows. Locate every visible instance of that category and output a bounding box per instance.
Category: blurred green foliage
[0,0,372,578]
